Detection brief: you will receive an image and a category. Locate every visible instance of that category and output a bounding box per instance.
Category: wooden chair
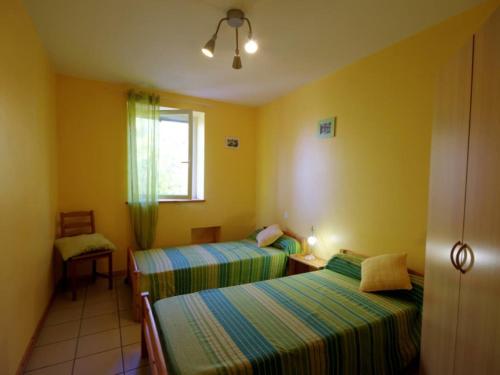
[59,210,113,300]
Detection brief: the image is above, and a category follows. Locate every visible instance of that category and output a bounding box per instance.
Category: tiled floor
[25,277,149,375]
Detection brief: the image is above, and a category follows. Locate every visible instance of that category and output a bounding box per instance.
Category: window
[158,109,204,200]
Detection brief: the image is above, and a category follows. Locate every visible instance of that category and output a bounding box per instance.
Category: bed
[141,250,424,375]
[128,231,303,320]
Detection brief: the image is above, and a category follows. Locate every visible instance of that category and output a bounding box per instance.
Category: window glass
[156,109,204,200]
[158,112,190,197]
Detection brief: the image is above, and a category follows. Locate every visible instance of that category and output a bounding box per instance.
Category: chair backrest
[60,210,95,237]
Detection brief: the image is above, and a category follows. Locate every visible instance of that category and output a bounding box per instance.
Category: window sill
[158,199,206,204]
[125,199,206,205]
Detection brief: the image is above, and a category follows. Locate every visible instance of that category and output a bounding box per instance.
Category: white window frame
[158,109,194,200]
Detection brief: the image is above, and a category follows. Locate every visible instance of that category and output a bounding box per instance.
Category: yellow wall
[0,1,57,373]
[256,2,499,273]
[2,3,498,371]
[56,75,257,271]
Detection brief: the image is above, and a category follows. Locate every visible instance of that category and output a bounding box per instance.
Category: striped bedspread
[134,239,292,302]
[154,269,423,375]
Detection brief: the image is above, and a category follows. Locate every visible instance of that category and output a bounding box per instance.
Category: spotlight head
[244,38,258,54]
[201,36,216,58]
[232,54,242,69]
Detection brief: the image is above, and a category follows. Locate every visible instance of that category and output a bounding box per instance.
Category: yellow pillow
[359,253,412,292]
[256,224,283,247]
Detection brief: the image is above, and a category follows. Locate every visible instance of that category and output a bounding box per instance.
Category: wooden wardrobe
[420,6,500,375]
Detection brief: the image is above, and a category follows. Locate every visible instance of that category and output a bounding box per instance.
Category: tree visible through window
[158,109,204,200]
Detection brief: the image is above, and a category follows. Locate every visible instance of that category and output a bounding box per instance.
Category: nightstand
[287,253,327,275]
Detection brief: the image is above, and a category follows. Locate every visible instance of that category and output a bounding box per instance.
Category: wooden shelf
[191,226,221,244]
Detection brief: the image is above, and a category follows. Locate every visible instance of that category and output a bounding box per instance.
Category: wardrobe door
[454,8,500,375]
[420,39,473,375]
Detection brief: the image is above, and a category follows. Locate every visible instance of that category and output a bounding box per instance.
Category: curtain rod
[158,96,214,109]
[126,88,215,108]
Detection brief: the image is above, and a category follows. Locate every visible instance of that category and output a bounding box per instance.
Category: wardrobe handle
[450,241,462,269]
[455,243,475,274]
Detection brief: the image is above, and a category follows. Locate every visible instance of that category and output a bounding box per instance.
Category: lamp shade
[232,55,242,69]
[202,37,216,57]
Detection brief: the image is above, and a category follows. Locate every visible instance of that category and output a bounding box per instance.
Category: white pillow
[256,224,283,247]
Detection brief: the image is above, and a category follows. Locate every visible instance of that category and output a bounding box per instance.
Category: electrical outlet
[283,211,288,219]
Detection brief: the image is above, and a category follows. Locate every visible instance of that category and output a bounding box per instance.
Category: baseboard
[16,290,55,375]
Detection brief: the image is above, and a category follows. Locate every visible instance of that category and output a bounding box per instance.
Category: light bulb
[244,39,258,54]
[202,48,214,58]
[307,236,317,246]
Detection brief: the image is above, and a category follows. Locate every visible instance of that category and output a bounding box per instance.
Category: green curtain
[127,91,160,249]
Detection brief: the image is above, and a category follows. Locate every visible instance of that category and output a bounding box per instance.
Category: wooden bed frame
[141,292,168,375]
[128,230,306,321]
[127,247,142,321]
[140,248,423,374]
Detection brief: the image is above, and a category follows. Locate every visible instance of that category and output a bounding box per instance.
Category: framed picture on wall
[225,137,240,149]
[318,117,336,138]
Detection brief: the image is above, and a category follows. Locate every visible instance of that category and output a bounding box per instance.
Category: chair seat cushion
[55,233,116,261]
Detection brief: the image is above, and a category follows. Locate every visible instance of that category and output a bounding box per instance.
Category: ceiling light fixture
[201,9,258,69]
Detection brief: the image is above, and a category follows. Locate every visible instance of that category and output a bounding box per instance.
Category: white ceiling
[24,0,484,106]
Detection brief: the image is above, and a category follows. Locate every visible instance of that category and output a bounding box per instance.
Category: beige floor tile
[117,285,130,295]
[24,360,73,375]
[45,306,82,326]
[118,287,132,298]
[118,294,133,311]
[116,284,132,294]
[115,275,128,284]
[119,309,136,327]
[117,285,131,296]
[77,328,121,358]
[51,293,85,311]
[80,312,119,336]
[85,292,116,305]
[121,324,141,345]
[73,348,123,375]
[125,365,151,375]
[36,320,80,347]
[86,281,116,298]
[118,288,132,300]
[122,343,148,371]
[86,283,115,294]
[83,299,117,318]
[88,277,113,288]
[25,339,76,371]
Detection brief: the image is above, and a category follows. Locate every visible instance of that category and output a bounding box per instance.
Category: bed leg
[125,247,130,284]
[128,248,142,322]
[141,320,148,358]
[62,261,68,291]
[92,260,97,283]
[132,270,141,321]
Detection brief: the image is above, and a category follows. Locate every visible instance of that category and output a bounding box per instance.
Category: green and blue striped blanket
[135,238,300,302]
[154,265,423,375]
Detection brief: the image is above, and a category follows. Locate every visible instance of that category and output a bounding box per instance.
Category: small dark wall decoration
[318,117,336,138]
[225,137,240,148]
